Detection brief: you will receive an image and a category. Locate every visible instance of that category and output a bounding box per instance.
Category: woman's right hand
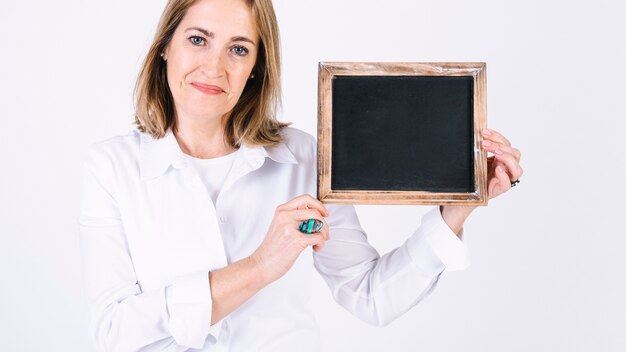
[250,194,330,283]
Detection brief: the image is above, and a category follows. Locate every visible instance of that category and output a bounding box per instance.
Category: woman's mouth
[191,82,225,95]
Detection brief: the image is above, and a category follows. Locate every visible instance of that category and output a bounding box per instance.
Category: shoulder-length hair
[134,0,289,147]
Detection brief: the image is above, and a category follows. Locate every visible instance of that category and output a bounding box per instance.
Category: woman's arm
[313,204,468,327]
[207,256,266,324]
[81,147,328,351]
[211,194,336,322]
[80,153,226,351]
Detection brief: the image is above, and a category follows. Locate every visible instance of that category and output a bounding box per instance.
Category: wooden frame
[317,62,488,205]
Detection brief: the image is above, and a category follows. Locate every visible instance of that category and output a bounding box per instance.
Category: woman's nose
[201,50,226,78]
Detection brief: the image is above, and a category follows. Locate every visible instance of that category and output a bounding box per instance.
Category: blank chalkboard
[331,75,474,192]
[317,62,488,205]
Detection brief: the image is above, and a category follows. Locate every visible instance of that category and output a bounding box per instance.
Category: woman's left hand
[480,128,523,199]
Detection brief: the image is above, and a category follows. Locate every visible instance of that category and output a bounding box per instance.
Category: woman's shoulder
[282,127,317,151]
[82,128,143,172]
[276,126,317,163]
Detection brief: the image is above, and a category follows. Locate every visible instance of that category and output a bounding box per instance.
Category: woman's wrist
[245,254,272,290]
[440,205,476,238]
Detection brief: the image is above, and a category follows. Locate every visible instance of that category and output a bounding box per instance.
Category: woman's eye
[189,36,205,46]
[231,46,249,56]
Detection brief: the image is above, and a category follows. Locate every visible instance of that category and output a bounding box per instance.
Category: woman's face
[163,0,259,125]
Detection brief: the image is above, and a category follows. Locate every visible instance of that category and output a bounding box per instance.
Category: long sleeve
[78,149,223,352]
[313,204,470,327]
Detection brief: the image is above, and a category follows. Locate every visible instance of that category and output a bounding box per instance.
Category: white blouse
[78,127,469,352]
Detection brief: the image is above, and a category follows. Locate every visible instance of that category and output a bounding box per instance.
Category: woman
[79,0,523,351]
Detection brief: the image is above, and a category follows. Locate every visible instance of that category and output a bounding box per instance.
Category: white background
[1,0,625,351]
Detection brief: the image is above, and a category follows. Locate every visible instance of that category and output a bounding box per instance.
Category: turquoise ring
[299,219,324,235]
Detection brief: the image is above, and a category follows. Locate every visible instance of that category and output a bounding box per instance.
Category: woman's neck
[173,117,237,159]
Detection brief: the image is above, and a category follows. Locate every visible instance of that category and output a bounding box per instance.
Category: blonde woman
[79,0,523,351]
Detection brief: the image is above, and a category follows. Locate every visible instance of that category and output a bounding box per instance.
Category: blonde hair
[134,0,289,147]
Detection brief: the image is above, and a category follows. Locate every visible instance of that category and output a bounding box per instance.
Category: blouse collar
[138,129,298,180]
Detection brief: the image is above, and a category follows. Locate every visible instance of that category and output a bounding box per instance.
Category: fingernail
[482,128,491,135]
[483,140,492,147]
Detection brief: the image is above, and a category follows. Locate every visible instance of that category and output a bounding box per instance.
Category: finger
[487,177,500,198]
[320,221,330,240]
[495,165,512,192]
[481,128,511,147]
[494,152,524,181]
[323,221,330,240]
[482,140,521,161]
[301,232,326,248]
[281,194,330,216]
[312,241,326,252]
[288,209,326,222]
[488,165,511,197]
